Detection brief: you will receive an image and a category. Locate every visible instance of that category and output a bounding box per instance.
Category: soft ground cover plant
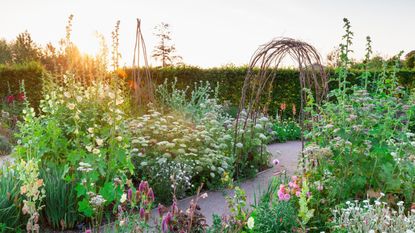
[302,19,415,229]
[332,196,415,232]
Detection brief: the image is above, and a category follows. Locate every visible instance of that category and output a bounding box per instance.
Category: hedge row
[0,62,45,109]
[2,64,415,118]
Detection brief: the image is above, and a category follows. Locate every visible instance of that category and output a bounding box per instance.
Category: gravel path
[155,141,302,225]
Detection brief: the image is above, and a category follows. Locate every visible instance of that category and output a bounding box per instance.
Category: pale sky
[1,0,414,67]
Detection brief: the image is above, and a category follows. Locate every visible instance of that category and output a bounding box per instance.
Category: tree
[11,31,41,63]
[152,22,183,67]
[0,39,12,64]
[404,50,415,69]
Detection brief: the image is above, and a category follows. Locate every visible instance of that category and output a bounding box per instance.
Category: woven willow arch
[234,38,328,172]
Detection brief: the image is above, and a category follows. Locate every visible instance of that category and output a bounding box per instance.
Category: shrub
[128,107,232,203]
[0,62,44,110]
[271,119,301,142]
[13,73,132,227]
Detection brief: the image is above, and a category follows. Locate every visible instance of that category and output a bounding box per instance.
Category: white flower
[120,193,127,203]
[201,193,208,199]
[92,148,100,154]
[87,127,94,133]
[116,136,122,142]
[76,96,83,102]
[236,143,243,148]
[67,103,75,110]
[85,145,93,152]
[96,138,104,146]
[64,92,71,98]
[368,230,375,233]
[247,217,254,229]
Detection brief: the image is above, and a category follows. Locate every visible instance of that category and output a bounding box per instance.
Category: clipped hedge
[0,62,45,108]
[125,66,415,118]
[2,64,415,118]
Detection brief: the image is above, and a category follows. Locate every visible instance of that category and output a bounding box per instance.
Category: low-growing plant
[332,196,415,232]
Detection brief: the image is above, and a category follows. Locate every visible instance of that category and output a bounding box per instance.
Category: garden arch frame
[234,37,328,161]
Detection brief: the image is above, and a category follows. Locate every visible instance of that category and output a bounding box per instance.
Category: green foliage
[13,73,133,227]
[0,62,45,110]
[303,18,415,229]
[0,167,24,232]
[40,164,79,230]
[271,119,301,142]
[251,200,298,233]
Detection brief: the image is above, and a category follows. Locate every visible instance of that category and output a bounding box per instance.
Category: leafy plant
[40,164,78,230]
[0,167,24,232]
[271,119,301,142]
[303,18,415,229]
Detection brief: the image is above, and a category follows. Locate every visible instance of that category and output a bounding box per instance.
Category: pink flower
[158,204,164,218]
[296,191,301,197]
[17,92,25,102]
[85,230,92,233]
[291,176,298,181]
[273,159,280,165]
[284,193,291,201]
[162,212,172,233]
[6,95,14,104]
[278,190,285,200]
[317,184,324,191]
[147,188,155,201]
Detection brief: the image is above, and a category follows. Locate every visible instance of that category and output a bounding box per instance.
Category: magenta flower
[127,188,133,201]
[272,159,280,165]
[85,230,92,233]
[158,204,164,218]
[147,188,155,201]
[139,207,145,219]
[162,212,172,233]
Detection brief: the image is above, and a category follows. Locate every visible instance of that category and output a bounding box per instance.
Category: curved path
[155,141,302,225]
[0,141,302,227]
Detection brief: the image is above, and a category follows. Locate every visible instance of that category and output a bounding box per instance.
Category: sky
[0,0,414,67]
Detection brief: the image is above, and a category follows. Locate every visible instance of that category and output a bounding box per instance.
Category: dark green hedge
[2,64,415,119]
[0,62,45,108]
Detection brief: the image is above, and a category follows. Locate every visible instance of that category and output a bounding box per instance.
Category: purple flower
[162,212,172,233]
[158,204,164,218]
[272,159,280,165]
[127,188,133,201]
[139,181,148,193]
[139,207,145,219]
[147,188,155,201]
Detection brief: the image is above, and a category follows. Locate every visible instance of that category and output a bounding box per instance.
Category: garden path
[154,140,302,225]
[0,141,302,227]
